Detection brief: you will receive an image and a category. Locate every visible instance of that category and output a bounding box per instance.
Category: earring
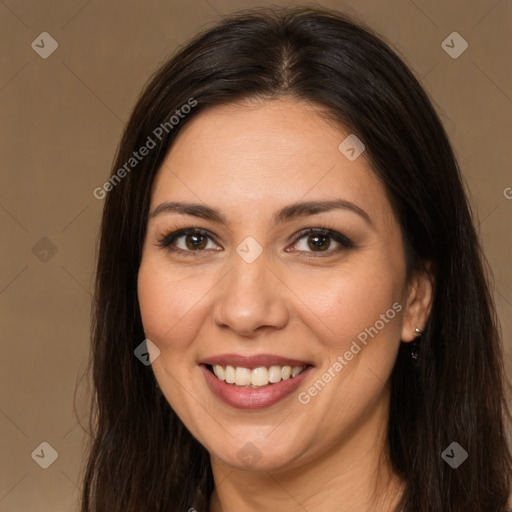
[410,327,423,360]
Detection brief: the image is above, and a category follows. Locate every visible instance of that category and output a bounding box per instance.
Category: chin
[207,434,306,473]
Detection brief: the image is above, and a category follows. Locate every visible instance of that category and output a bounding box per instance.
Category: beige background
[0,0,511,510]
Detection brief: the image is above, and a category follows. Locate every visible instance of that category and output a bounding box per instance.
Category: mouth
[205,363,308,388]
[198,353,314,409]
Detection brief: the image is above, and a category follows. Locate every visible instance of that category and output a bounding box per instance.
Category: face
[137,98,423,472]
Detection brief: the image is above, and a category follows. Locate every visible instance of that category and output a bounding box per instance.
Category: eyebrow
[149,199,372,226]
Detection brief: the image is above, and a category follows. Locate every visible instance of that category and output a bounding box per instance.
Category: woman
[81,5,512,511]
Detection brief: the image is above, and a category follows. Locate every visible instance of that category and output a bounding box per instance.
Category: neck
[208,388,404,512]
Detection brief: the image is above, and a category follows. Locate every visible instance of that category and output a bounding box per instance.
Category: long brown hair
[80,6,512,511]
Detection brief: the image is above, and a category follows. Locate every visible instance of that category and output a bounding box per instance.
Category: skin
[137,97,434,511]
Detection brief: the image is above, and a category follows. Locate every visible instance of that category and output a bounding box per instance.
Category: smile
[199,353,314,409]
[209,364,307,387]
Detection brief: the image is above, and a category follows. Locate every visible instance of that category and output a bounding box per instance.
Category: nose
[211,251,289,337]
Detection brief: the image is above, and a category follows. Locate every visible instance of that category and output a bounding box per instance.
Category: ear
[400,262,435,342]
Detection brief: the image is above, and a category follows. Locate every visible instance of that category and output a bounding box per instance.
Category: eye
[158,228,221,256]
[288,227,353,255]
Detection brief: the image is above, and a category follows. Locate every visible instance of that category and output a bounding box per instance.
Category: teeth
[249,367,267,386]
[225,365,235,384]
[211,364,306,387]
[213,365,225,381]
[235,367,251,386]
[268,365,282,383]
[291,366,303,378]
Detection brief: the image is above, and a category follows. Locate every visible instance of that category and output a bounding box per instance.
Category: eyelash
[156,223,354,258]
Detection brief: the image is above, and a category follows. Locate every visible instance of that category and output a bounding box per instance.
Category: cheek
[137,257,213,427]
[289,264,404,442]
[137,258,211,353]
[293,262,403,353]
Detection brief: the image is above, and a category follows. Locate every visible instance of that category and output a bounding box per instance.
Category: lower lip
[200,365,313,410]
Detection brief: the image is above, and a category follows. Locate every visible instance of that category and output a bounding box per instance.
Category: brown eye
[290,228,353,255]
[306,233,331,251]
[184,233,208,250]
[158,228,221,255]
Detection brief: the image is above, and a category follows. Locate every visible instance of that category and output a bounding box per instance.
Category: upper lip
[199,353,314,370]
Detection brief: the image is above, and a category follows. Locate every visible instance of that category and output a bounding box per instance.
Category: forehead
[150,98,394,227]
